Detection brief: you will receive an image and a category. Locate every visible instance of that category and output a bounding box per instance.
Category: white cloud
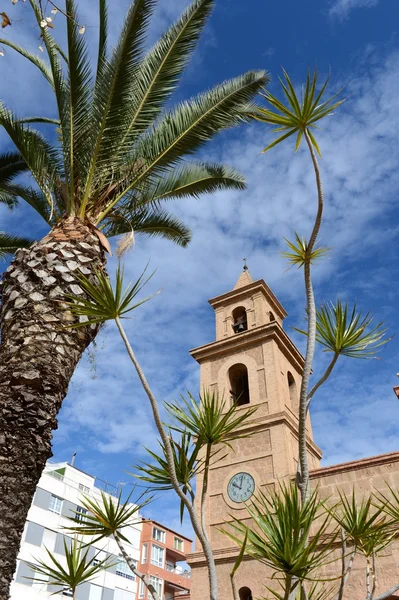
[329,0,380,20]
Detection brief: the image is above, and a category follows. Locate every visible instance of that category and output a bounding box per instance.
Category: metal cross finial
[243,257,248,271]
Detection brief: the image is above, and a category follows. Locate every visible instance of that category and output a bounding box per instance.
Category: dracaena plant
[66,265,243,600]
[133,430,203,523]
[0,1,267,593]
[63,491,161,600]
[165,390,257,543]
[295,300,390,411]
[223,483,339,600]
[26,537,113,600]
[254,68,345,503]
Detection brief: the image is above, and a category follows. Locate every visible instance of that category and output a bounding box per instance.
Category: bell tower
[188,268,322,600]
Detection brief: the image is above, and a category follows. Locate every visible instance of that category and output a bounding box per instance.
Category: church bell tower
[188,267,322,600]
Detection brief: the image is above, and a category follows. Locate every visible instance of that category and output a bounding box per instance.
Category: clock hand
[239,475,244,489]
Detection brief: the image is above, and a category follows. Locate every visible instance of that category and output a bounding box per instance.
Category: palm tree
[0,0,268,593]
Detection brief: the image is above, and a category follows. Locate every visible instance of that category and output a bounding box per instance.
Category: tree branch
[306,352,339,412]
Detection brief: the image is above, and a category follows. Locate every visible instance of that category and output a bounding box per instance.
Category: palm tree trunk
[114,532,160,600]
[0,217,105,598]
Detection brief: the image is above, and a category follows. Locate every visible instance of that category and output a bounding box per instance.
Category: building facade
[10,461,142,600]
[188,268,399,600]
[138,519,191,600]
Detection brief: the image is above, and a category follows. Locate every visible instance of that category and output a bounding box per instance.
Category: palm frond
[0,232,33,259]
[116,0,214,152]
[0,152,26,185]
[295,301,391,358]
[81,0,156,214]
[254,68,345,156]
[3,184,53,224]
[0,38,54,88]
[104,209,192,247]
[97,69,267,221]
[0,105,61,216]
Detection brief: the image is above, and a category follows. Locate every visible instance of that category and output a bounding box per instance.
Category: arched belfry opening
[287,371,298,411]
[229,364,250,406]
[269,311,276,322]
[232,306,248,334]
[239,587,253,600]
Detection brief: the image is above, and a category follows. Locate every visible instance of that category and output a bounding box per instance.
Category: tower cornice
[208,279,287,321]
[190,321,305,374]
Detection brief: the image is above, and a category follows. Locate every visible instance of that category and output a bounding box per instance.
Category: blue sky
[1,0,399,539]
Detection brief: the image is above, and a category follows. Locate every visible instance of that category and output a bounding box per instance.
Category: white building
[10,461,142,600]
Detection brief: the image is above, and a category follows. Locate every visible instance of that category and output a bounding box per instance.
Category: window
[166,561,175,572]
[151,544,165,568]
[115,590,135,600]
[229,363,250,406]
[152,527,165,543]
[49,495,63,514]
[42,529,57,552]
[232,306,248,333]
[116,558,135,580]
[150,576,163,599]
[142,543,148,564]
[62,589,73,597]
[287,372,298,412]
[239,587,253,600]
[139,580,145,599]
[76,506,88,522]
[174,537,184,552]
[78,483,90,493]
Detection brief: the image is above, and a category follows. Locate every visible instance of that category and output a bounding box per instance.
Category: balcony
[163,562,190,589]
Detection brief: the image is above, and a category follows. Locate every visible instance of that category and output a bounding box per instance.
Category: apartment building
[138,519,191,600]
[10,461,142,600]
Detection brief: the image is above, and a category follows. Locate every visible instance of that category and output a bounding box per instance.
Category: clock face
[227,472,255,503]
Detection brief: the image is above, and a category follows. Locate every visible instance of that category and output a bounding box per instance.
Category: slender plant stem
[201,443,212,542]
[371,552,376,600]
[374,582,399,600]
[284,575,293,600]
[296,129,324,505]
[230,571,239,600]
[306,352,339,412]
[115,317,219,600]
[114,532,160,600]
[334,530,356,600]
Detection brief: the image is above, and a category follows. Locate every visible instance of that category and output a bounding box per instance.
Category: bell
[237,323,245,332]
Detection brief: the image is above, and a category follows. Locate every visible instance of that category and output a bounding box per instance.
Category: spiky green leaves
[254,68,345,155]
[282,232,330,269]
[224,484,336,582]
[66,263,155,326]
[165,389,257,448]
[26,537,113,595]
[329,490,393,557]
[296,301,390,358]
[64,491,144,545]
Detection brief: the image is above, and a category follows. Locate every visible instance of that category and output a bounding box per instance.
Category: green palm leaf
[0,233,33,259]
[104,209,192,248]
[0,38,54,88]
[254,69,344,156]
